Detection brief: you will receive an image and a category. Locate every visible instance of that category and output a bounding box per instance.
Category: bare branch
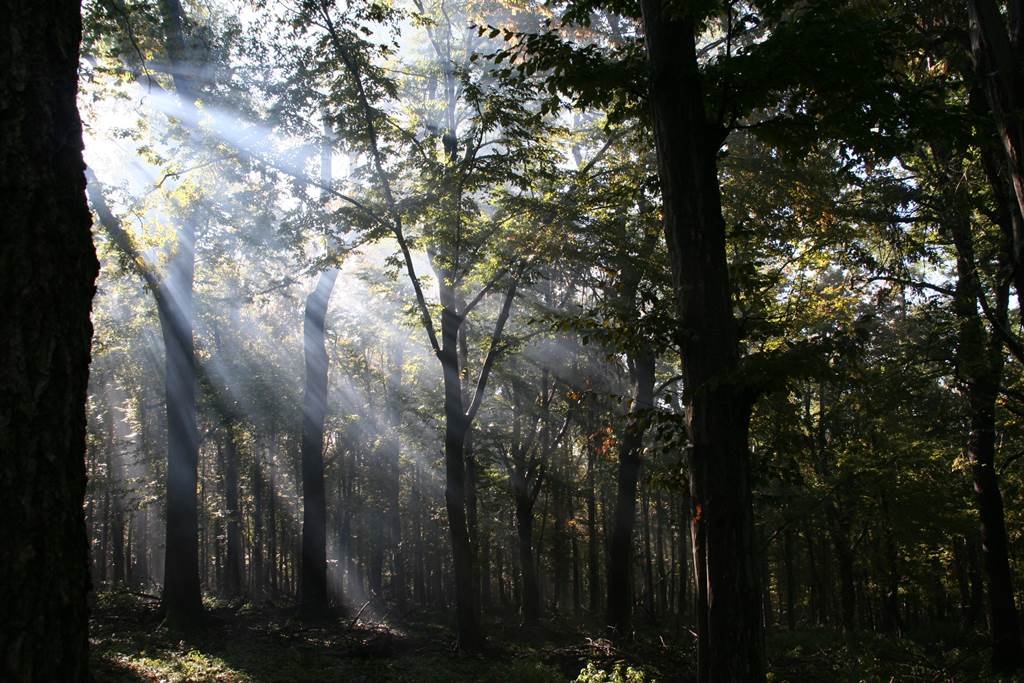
[465,280,517,424]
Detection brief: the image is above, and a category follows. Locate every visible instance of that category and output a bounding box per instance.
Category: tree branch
[465,280,517,424]
[85,167,164,300]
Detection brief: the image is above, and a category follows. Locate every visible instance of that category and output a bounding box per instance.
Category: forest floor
[88,592,1004,682]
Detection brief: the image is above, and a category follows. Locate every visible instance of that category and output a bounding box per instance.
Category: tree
[928,134,1024,670]
[637,2,764,679]
[300,122,342,617]
[0,0,98,679]
[278,0,572,647]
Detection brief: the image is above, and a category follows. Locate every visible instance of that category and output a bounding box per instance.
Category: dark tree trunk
[642,490,656,621]
[760,529,774,630]
[968,534,986,627]
[572,525,582,616]
[222,429,243,596]
[587,419,601,615]
[386,342,405,605]
[413,463,427,606]
[272,472,283,595]
[553,468,572,614]
[939,144,1024,672]
[251,460,264,596]
[0,2,97,678]
[655,493,668,616]
[157,220,203,629]
[111,496,126,585]
[465,437,480,606]
[104,391,126,586]
[136,506,150,587]
[784,528,797,630]
[607,350,655,635]
[969,0,1024,231]
[153,0,206,631]
[84,163,200,621]
[200,456,209,591]
[300,269,338,615]
[806,532,827,625]
[637,3,765,679]
[677,494,690,621]
[440,307,481,648]
[880,493,901,633]
[516,489,541,623]
[100,483,110,584]
[481,528,493,612]
[827,505,856,631]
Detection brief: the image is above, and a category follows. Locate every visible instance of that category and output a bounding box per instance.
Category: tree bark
[587,416,601,615]
[607,350,655,634]
[637,2,765,678]
[221,428,243,596]
[827,504,855,630]
[300,269,338,614]
[386,342,405,605]
[440,306,482,647]
[969,0,1024,228]
[0,0,97,678]
[940,145,1024,672]
[155,0,206,630]
[156,221,203,628]
[515,486,542,623]
[784,527,797,630]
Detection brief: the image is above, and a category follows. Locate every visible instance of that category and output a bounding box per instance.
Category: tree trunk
[587,419,601,615]
[969,0,1024,229]
[880,493,901,633]
[154,0,205,631]
[157,221,203,628]
[655,493,668,616]
[136,506,150,587]
[784,528,797,630]
[827,505,856,631]
[940,143,1024,672]
[413,463,427,606]
[100,482,110,585]
[251,459,264,596]
[637,3,765,678]
[642,490,656,621]
[111,494,126,585]
[572,525,582,616]
[0,0,97,677]
[386,342,405,605]
[481,527,493,612]
[607,350,655,634]
[516,490,541,623]
[553,466,571,614]
[300,269,338,615]
[221,429,243,596]
[440,307,481,648]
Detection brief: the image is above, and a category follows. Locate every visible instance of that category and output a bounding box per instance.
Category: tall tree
[85,0,211,628]
[969,0,1024,226]
[300,270,339,614]
[0,0,98,679]
[638,2,764,680]
[300,119,341,616]
[932,141,1024,671]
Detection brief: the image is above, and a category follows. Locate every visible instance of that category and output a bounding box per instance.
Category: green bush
[573,661,651,683]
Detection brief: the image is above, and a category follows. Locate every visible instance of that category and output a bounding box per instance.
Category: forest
[8,0,1024,681]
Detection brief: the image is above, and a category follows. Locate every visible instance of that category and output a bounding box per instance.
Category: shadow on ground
[89,592,686,682]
